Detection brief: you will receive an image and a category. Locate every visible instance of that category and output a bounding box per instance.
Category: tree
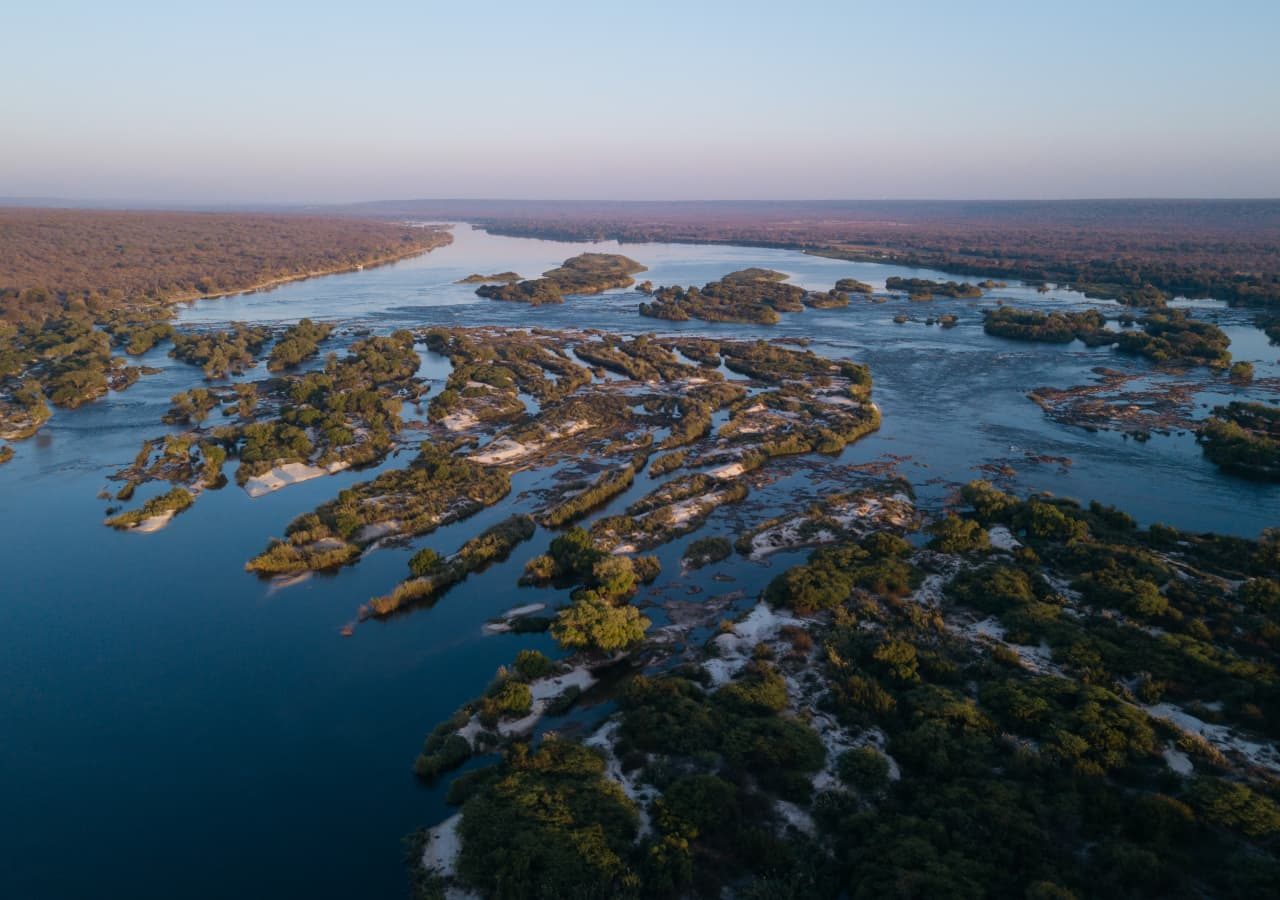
[552,592,650,653]
[929,514,990,553]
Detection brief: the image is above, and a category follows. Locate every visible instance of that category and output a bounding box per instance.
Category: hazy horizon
[5,0,1278,204]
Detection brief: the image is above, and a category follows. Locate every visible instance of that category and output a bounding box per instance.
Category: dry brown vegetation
[0,208,451,324]
[349,199,1280,307]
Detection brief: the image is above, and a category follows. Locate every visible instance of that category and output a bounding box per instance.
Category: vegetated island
[116,326,878,635]
[985,306,1233,368]
[0,209,451,443]
[475,253,647,305]
[835,277,874,295]
[984,306,1115,344]
[331,331,873,623]
[1199,401,1280,480]
[408,477,1280,899]
[457,272,520,284]
[638,269,990,325]
[103,330,425,531]
[885,276,984,301]
[639,268,807,324]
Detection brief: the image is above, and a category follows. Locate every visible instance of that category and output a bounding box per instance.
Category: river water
[2,224,1276,899]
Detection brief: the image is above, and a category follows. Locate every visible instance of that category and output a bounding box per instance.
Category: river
[1,224,1276,899]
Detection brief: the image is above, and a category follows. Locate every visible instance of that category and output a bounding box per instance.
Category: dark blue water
[2,224,1277,900]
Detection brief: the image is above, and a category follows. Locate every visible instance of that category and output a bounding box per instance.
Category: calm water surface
[2,225,1277,899]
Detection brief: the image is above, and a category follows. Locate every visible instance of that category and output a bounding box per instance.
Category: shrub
[408,547,443,577]
[513,649,554,681]
[683,536,732,568]
[929,515,990,553]
[837,747,891,793]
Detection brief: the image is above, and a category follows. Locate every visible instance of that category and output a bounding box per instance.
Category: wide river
[2,225,1277,899]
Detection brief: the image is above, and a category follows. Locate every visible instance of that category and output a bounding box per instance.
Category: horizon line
[4,195,1280,213]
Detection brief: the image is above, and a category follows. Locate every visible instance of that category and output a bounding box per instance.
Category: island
[885,276,984,300]
[475,253,647,305]
[834,277,874,294]
[456,272,520,284]
[106,325,882,640]
[984,306,1232,367]
[171,324,271,379]
[638,268,807,324]
[984,306,1114,344]
[1199,401,1280,480]
[266,318,334,371]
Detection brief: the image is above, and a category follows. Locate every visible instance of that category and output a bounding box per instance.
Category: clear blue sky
[3,0,1278,203]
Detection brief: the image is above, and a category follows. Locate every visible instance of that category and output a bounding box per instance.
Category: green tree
[552,592,650,653]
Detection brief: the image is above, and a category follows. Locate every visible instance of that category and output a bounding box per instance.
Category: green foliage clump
[1229,361,1255,383]
[552,592,651,654]
[716,662,789,714]
[961,479,1019,523]
[512,649,554,681]
[683,536,732,569]
[984,306,1111,343]
[455,738,639,897]
[408,547,442,578]
[765,538,917,614]
[164,387,219,424]
[837,747,891,793]
[948,564,1039,614]
[267,318,334,371]
[413,707,475,780]
[929,514,990,553]
[170,323,269,378]
[236,422,313,480]
[1199,401,1280,481]
[1187,778,1280,838]
[1073,567,1168,619]
[1115,310,1232,369]
[478,681,532,727]
[199,442,227,487]
[414,734,471,781]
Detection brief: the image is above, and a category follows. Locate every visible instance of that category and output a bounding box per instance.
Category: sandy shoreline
[242,461,349,498]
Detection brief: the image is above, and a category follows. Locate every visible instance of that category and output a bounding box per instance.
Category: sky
[3,0,1278,204]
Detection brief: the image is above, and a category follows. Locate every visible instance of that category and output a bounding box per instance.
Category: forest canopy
[0,208,450,324]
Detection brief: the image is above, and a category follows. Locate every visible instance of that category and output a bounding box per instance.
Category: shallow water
[2,224,1278,899]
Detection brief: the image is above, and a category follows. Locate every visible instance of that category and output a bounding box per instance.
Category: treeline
[449,202,1280,308]
[0,208,451,325]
